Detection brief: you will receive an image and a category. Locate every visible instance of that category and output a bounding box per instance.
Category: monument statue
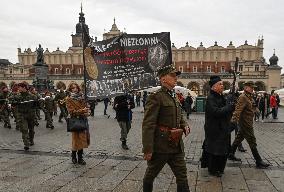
[36,44,44,63]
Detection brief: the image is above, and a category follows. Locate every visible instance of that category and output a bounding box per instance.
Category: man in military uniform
[54,87,68,122]
[29,87,40,126]
[11,82,38,150]
[0,86,11,129]
[229,82,270,168]
[10,84,20,130]
[142,65,191,192]
[42,91,56,129]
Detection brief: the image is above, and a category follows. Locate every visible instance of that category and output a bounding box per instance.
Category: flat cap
[209,75,222,87]
[157,65,181,78]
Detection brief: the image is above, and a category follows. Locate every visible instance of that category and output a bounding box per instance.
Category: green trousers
[143,152,188,185]
[232,126,257,149]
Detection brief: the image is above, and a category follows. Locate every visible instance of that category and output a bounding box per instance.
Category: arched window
[66,68,70,74]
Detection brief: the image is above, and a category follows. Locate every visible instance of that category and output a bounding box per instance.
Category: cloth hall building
[0,9,282,95]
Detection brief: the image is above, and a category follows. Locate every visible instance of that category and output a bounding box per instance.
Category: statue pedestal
[33,62,51,92]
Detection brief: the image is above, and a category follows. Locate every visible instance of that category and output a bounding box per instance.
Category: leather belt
[159,125,178,132]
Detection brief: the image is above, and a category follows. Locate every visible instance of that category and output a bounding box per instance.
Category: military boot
[122,140,129,150]
[177,183,190,192]
[143,181,153,192]
[228,144,241,161]
[251,148,270,169]
[77,150,86,165]
[71,151,77,164]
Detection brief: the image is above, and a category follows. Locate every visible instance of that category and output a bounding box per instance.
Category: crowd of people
[0,69,279,191]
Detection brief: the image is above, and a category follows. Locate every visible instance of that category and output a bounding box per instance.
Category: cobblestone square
[0,103,283,192]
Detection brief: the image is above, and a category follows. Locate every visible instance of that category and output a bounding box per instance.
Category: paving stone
[112,180,142,192]
[265,170,284,192]
[246,180,278,192]
[241,167,268,181]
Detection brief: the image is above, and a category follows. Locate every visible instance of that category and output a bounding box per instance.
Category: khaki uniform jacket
[142,86,188,154]
[231,92,255,129]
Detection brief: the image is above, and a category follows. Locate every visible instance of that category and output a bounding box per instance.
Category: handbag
[67,116,89,132]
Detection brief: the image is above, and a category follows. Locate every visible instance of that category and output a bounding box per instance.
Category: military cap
[209,75,222,87]
[157,65,181,78]
[1,85,8,90]
[244,81,257,88]
[17,82,29,89]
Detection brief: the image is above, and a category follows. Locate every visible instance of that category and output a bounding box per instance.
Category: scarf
[70,92,83,100]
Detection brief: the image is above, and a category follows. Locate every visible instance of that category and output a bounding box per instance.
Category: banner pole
[81,23,88,101]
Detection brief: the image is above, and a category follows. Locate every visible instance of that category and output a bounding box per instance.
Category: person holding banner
[142,65,191,192]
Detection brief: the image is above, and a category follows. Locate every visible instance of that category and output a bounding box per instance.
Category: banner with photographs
[84,32,172,99]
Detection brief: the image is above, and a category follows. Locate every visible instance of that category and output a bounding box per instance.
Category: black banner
[85,32,172,99]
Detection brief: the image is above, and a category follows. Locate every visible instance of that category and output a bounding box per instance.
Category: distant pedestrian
[266,91,277,119]
[135,92,141,107]
[113,94,135,150]
[142,91,148,111]
[103,97,110,117]
[184,92,193,119]
[258,93,266,122]
[42,91,56,129]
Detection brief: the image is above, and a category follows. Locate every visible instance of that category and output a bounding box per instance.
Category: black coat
[114,95,135,122]
[204,90,232,156]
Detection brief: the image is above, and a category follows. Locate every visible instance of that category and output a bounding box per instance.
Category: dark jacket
[114,95,134,122]
[204,90,232,156]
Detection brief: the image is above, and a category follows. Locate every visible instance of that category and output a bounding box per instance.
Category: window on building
[255,65,259,71]
[55,68,58,74]
[179,66,183,72]
[221,66,225,73]
[248,51,252,60]
[240,50,244,59]
[78,68,82,74]
[20,69,24,74]
[188,52,192,60]
[217,52,221,60]
[203,52,207,60]
[193,66,197,72]
[239,65,243,71]
[207,66,211,72]
[66,68,70,74]
[182,52,185,61]
[9,69,12,74]
[196,52,199,60]
[210,51,214,60]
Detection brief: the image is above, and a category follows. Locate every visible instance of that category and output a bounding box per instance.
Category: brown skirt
[72,130,90,150]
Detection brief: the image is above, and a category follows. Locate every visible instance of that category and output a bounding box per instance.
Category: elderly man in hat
[229,82,270,168]
[142,65,191,192]
[201,76,234,177]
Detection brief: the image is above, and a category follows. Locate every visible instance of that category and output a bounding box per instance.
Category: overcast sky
[0,0,283,70]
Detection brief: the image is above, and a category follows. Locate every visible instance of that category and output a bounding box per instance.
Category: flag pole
[81,23,88,101]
